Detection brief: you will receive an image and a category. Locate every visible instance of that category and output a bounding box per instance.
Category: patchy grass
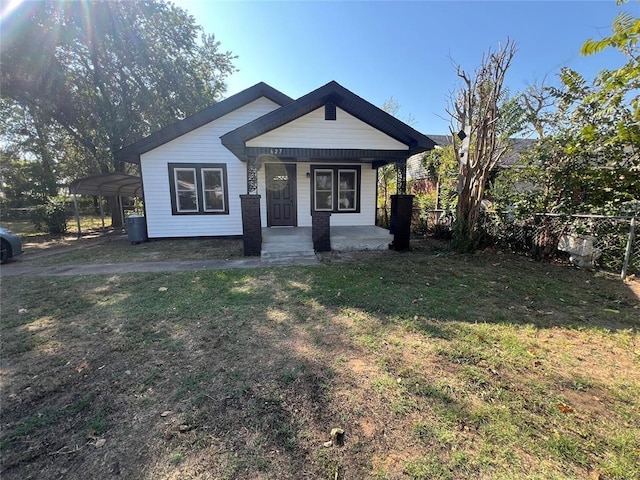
[1,250,638,479]
[17,233,244,266]
[2,215,112,238]
[3,216,242,266]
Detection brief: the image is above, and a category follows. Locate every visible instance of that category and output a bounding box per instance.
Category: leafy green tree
[0,100,60,200]
[1,0,236,223]
[494,4,640,217]
[418,145,458,212]
[581,6,640,151]
[0,154,36,208]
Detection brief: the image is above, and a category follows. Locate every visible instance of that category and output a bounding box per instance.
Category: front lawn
[1,251,638,479]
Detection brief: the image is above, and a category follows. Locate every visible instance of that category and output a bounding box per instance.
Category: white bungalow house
[114,81,435,255]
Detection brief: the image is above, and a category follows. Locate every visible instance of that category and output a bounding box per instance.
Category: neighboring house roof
[426,134,453,147]
[500,138,536,167]
[407,134,453,179]
[407,136,537,180]
[220,81,436,166]
[114,83,294,164]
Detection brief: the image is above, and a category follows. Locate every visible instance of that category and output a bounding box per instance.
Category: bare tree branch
[447,38,518,248]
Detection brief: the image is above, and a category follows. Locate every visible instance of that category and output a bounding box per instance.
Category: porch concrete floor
[330,225,392,251]
[261,225,391,258]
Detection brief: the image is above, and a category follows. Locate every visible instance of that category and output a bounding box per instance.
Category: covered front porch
[261,225,391,260]
[221,81,436,257]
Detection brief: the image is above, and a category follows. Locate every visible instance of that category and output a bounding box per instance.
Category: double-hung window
[202,168,225,212]
[174,168,198,212]
[169,163,229,215]
[337,169,357,212]
[311,165,361,213]
[314,170,334,211]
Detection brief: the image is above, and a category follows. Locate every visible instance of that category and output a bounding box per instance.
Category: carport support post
[99,196,105,229]
[72,193,82,238]
[118,196,125,230]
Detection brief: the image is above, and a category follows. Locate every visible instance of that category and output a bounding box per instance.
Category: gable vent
[325,103,337,121]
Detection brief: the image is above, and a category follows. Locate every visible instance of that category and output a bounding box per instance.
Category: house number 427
[270,148,283,155]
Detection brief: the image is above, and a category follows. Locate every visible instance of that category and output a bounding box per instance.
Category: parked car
[0,227,24,264]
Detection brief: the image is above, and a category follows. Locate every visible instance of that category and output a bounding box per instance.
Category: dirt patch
[18,232,244,266]
[626,276,640,299]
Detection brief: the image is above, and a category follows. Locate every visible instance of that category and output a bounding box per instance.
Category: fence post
[621,216,637,280]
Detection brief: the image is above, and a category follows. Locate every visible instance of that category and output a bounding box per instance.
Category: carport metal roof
[68,173,143,197]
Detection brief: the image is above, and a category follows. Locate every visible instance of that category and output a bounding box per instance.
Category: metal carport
[68,173,143,236]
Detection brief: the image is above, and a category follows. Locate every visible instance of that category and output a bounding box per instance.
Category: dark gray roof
[221,81,436,162]
[500,138,536,167]
[426,134,453,146]
[69,173,142,197]
[115,83,294,164]
[407,136,536,180]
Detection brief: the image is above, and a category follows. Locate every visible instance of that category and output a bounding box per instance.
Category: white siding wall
[258,167,268,226]
[259,161,377,227]
[247,107,409,150]
[140,97,281,238]
[296,165,312,226]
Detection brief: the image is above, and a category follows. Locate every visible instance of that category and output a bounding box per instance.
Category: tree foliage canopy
[1,0,236,206]
[494,3,640,217]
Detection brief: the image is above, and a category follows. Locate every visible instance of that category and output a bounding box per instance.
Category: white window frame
[314,169,334,211]
[201,167,226,212]
[174,167,199,213]
[337,169,358,212]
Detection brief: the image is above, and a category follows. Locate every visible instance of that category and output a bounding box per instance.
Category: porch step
[261,241,316,259]
[260,249,317,260]
[261,227,316,260]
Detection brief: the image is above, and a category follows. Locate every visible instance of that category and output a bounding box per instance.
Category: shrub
[30,197,70,234]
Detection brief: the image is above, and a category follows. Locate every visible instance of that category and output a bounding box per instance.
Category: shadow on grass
[314,249,639,333]
[0,269,372,479]
[0,250,638,479]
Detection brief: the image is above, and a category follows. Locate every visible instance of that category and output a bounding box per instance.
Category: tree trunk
[448,39,517,251]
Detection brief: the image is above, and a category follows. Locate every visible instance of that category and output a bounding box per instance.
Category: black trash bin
[126,214,148,244]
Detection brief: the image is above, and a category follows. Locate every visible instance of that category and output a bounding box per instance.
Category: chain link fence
[480,213,638,272]
[413,208,639,276]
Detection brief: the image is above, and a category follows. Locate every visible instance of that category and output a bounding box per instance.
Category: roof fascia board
[115,82,293,164]
[221,81,435,161]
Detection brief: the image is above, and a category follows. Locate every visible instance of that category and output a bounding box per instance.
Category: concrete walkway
[0,256,321,277]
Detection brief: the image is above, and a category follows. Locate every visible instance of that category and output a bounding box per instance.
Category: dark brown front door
[266,163,297,226]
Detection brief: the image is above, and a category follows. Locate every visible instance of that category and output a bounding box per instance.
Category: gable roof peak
[114,82,293,164]
[221,80,435,160]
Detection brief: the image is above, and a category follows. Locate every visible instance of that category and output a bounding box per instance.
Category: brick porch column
[312,211,331,252]
[389,194,413,251]
[240,194,262,256]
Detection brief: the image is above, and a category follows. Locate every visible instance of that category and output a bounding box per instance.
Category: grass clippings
[1,249,638,479]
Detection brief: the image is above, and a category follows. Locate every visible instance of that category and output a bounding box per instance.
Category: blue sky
[173,0,636,135]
